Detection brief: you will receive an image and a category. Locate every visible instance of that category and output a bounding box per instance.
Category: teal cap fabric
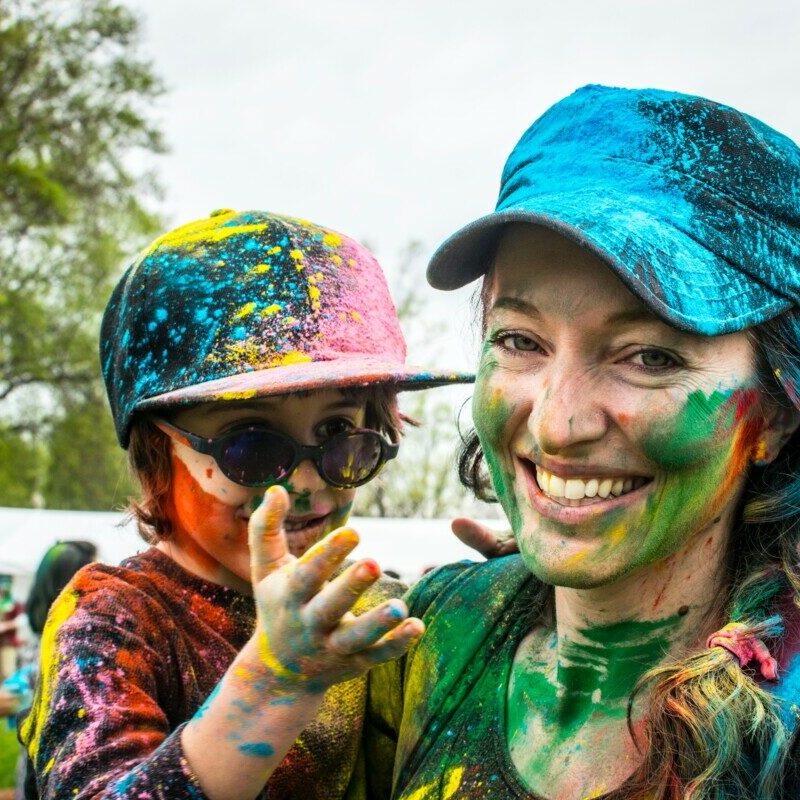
[427,84,800,335]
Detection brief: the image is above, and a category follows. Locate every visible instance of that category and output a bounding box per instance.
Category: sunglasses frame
[153,417,399,489]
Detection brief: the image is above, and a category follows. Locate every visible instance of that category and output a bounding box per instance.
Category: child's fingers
[303,559,381,631]
[249,485,293,585]
[327,598,410,655]
[286,528,360,602]
[353,617,425,667]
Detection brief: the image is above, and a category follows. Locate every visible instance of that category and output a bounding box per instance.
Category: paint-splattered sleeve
[19,569,207,800]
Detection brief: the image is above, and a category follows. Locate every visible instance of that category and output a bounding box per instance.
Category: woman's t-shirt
[392,556,800,800]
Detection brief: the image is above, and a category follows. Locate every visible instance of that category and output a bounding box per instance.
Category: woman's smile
[525,459,652,514]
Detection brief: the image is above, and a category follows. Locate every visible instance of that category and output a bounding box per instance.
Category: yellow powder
[21,588,79,765]
[144,219,269,255]
[234,302,256,320]
[269,351,312,367]
[262,304,282,316]
[322,232,342,247]
[218,389,258,401]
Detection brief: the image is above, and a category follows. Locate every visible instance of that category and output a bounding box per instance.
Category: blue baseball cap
[427,84,800,335]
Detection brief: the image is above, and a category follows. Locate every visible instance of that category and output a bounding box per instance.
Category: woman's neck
[552,519,732,704]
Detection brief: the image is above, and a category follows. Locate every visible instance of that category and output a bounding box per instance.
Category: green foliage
[0,0,165,508]
[0,424,42,507]
[44,392,134,510]
[0,720,19,787]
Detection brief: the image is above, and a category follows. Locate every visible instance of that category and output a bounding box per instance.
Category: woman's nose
[528,365,609,455]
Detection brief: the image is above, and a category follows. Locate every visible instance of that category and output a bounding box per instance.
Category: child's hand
[247,485,423,692]
[451,516,518,559]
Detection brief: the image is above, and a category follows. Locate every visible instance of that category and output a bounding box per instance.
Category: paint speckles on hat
[102,210,473,446]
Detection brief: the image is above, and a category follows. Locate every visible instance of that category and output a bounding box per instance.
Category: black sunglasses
[154,418,399,489]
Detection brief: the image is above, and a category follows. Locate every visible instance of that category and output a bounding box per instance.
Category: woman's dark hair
[26,541,97,634]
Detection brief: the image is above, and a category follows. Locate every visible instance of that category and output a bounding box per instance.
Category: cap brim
[427,192,790,335]
[136,355,474,413]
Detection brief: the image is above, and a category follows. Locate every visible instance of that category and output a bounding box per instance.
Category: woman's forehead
[485,225,660,327]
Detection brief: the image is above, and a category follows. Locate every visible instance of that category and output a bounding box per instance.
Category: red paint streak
[205,467,213,479]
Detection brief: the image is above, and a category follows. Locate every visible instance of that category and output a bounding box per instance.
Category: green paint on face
[623,387,757,568]
[473,342,522,532]
[640,390,733,469]
[328,500,353,532]
[249,479,296,513]
[294,490,312,513]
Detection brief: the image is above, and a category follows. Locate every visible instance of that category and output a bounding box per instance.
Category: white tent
[0,506,490,600]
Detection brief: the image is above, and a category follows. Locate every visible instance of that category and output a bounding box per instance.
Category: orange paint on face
[164,453,248,584]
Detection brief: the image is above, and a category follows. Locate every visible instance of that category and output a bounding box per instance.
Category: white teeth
[549,475,566,498]
[536,466,549,494]
[597,478,613,498]
[564,479,585,500]
[534,466,648,504]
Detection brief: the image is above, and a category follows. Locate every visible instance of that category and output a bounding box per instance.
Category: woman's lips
[519,458,653,524]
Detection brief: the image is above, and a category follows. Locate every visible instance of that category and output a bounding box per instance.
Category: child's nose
[287,458,326,494]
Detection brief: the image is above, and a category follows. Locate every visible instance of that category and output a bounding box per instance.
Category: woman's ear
[757,401,800,465]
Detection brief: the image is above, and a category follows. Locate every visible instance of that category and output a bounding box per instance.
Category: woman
[391,85,800,799]
[241,85,800,800]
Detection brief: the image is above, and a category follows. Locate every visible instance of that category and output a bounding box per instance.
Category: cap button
[209,208,235,218]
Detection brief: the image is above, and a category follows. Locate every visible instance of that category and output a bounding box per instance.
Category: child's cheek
[171,441,251,506]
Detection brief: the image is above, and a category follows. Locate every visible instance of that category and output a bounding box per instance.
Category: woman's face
[159,389,364,593]
[474,225,774,589]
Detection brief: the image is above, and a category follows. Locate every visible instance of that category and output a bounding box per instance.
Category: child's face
[158,389,366,594]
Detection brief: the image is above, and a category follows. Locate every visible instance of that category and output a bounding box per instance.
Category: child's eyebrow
[197,397,363,418]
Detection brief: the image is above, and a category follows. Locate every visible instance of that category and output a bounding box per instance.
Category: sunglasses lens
[220,430,295,486]
[320,432,384,487]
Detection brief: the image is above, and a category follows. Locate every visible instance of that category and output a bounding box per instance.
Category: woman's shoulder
[406,554,532,620]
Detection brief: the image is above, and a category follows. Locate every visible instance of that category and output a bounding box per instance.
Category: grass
[0,722,19,788]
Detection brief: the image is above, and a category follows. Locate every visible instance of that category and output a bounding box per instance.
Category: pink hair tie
[706,622,779,681]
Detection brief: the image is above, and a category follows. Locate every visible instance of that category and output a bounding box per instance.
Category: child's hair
[458,297,800,799]
[127,385,406,543]
[26,541,98,634]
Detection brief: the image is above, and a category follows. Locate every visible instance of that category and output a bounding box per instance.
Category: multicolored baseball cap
[428,84,800,335]
[102,210,473,446]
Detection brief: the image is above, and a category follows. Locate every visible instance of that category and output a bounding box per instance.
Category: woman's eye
[631,349,679,369]
[495,333,542,352]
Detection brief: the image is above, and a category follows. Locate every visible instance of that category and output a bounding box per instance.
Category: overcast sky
[128,0,800,370]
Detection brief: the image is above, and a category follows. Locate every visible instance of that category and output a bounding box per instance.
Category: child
[19,209,471,799]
